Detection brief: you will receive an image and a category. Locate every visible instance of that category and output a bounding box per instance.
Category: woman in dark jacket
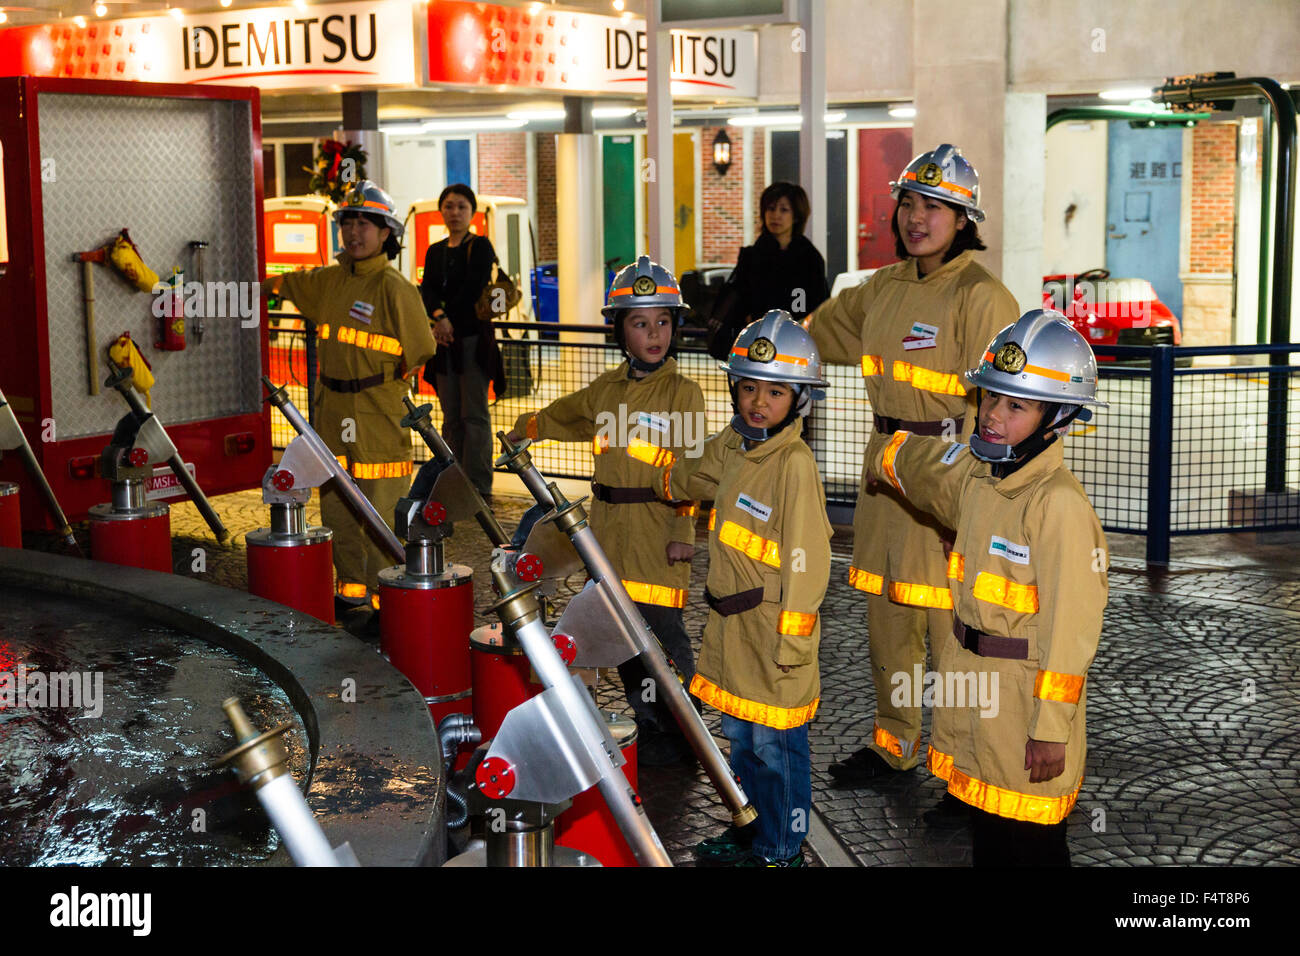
[419,183,498,501]
[709,181,830,358]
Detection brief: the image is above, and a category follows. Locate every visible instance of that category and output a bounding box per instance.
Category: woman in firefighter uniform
[507,257,706,765]
[663,312,833,867]
[865,310,1109,865]
[806,144,1019,786]
[266,181,436,616]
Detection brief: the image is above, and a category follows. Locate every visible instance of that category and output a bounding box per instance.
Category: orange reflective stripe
[1025,363,1071,382]
[319,323,331,339]
[370,593,381,610]
[350,460,413,480]
[707,507,717,531]
[848,566,884,594]
[893,360,967,396]
[622,579,687,609]
[947,767,1081,825]
[717,520,781,568]
[337,581,367,598]
[900,170,973,199]
[525,415,539,440]
[675,503,699,517]
[888,580,953,609]
[610,285,679,297]
[1034,669,1085,704]
[881,430,909,495]
[927,745,955,782]
[730,346,809,367]
[777,610,816,636]
[625,437,675,468]
[690,674,818,730]
[662,462,675,501]
[873,723,920,759]
[947,551,965,581]
[333,324,403,356]
[592,435,610,455]
[971,572,1039,613]
[861,354,884,376]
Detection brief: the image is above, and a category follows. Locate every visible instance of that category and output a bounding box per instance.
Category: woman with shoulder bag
[420,183,499,502]
[708,181,830,360]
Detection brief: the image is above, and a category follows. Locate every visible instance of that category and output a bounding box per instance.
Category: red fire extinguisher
[156,267,186,351]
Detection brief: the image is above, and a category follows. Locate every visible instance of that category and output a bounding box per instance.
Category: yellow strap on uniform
[592,435,609,455]
[927,745,955,782]
[370,593,381,610]
[707,508,717,531]
[349,460,413,480]
[971,572,1040,613]
[525,415,539,440]
[881,430,909,496]
[777,610,817,636]
[317,323,404,356]
[893,360,967,396]
[947,551,965,581]
[690,674,818,730]
[888,580,953,609]
[336,581,368,599]
[662,461,676,500]
[675,503,699,517]
[946,767,1081,826]
[717,520,781,569]
[622,579,687,609]
[848,566,884,594]
[625,436,675,469]
[861,354,884,377]
[1034,669,1085,704]
[873,723,920,759]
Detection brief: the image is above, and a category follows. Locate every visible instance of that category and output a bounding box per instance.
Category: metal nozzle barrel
[0,389,80,554]
[262,377,405,562]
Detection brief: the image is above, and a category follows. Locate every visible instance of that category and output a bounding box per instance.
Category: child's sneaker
[693,825,755,865]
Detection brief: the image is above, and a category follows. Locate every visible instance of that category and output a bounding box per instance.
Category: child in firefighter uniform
[267,181,436,616]
[662,311,833,867]
[865,310,1108,865]
[807,145,1019,786]
[507,257,706,766]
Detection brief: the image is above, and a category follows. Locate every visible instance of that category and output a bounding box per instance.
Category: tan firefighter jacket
[867,431,1108,823]
[278,252,436,475]
[807,251,1018,609]
[514,358,704,606]
[662,422,833,729]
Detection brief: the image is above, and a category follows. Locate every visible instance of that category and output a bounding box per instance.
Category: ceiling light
[726,111,846,127]
[168,7,183,20]
[94,3,107,16]
[0,13,8,25]
[506,109,567,121]
[613,0,625,10]
[73,15,86,26]
[220,0,232,6]
[419,118,527,132]
[592,106,636,119]
[888,105,916,118]
[1100,86,1152,101]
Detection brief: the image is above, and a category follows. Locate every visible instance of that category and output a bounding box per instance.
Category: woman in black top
[709,181,830,358]
[419,183,497,500]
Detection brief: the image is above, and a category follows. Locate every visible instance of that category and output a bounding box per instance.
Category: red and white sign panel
[0,1,414,90]
[145,463,196,502]
[427,0,757,97]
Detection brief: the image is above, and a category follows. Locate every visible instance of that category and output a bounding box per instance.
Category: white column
[798,0,827,257]
[556,133,604,352]
[646,1,675,273]
[1001,93,1046,312]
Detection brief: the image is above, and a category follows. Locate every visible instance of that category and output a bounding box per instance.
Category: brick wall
[749,132,766,249]
[1188,122,1237,274]
[535,132,557,261]
[699,125,745,263]
[476,132,528,200]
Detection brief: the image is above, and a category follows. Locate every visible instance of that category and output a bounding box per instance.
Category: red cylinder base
[247,534,335,624]
[380,566,475,738]
[555,713,640,867]
[470,623,544,743]
[0,484,21,548]
[89,508,171,573]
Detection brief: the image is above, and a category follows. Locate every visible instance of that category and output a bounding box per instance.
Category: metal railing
[268,322,1300,565]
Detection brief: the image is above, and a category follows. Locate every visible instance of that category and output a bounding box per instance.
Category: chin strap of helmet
[967,390,1092,475]
[627,353,670,375]
[727,380,810,442]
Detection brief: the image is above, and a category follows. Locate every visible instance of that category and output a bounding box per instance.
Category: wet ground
[23,485,1300,867]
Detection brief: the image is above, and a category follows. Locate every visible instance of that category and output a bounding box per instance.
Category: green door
[603,135,636,271]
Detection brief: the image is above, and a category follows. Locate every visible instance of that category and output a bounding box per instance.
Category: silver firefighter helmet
[890,143,985,222]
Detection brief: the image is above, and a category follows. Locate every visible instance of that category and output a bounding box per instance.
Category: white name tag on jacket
[349,301,375,324]
[902,321,939,350]
[637,411,671,433]
[989,535,1030,565]
[735,493,772,522]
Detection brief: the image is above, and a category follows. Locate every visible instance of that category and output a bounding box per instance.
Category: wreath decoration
[307,139,369,204]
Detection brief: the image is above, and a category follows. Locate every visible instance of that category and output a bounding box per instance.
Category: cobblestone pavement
[31,488,1300,867]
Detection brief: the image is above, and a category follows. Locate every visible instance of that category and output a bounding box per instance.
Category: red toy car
[1042,269,1182,360]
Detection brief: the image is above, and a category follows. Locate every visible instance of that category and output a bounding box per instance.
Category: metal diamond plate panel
[40,93,261,439]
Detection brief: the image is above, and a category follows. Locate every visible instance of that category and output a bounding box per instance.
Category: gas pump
[263,196,339,341]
